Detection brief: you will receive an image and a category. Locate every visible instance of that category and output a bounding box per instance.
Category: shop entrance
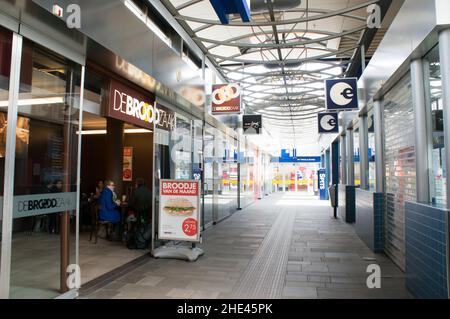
[78,111,153,285]
[271,163,319,194]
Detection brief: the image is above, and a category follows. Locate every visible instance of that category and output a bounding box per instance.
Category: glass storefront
[0,26,12,291]
[0,27,267,299]
[353,127,361,187]
[270,163,318,194]
[425,45,446,206]
[8,39,82,298]
[368,113,376,192]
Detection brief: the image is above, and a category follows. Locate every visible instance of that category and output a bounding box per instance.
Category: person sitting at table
[129,178,152,223]
[98,180,121,228]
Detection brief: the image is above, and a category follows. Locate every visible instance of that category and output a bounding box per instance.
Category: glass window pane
[354,128,360,187]
[0,26,13,282]
[425,45,446,205]
[10,41,82,298]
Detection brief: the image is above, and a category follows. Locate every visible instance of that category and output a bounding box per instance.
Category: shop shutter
[383,73,416,271]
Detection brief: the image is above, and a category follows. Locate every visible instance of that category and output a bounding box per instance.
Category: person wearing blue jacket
[99,180,121,224]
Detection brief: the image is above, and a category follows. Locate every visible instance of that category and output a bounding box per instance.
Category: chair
[89,203,113,244]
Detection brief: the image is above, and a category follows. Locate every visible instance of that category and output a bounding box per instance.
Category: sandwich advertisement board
[159,180,201,242]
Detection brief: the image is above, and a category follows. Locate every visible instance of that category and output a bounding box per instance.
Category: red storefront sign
[211,83,241,114]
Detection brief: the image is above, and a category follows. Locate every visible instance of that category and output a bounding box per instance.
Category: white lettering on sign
[113,89,156,124]
[319,173,326,190]
[0,192,77,220]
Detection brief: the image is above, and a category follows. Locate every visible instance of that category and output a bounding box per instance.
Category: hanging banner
[325,78,359,110]
[243,114,262,135]
[123,147,133,181]
[211,83,241,114]
[318,112,339,133]
[318,169,328,200]
[159,180,201,242]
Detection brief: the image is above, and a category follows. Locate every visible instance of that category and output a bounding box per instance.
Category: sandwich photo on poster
[159,180,201,242]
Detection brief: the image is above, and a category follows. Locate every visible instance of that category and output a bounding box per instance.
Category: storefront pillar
[438,27,450,298]
[331,141,340,186]
[0,32,22,299]
[105,118,124,196]
[60,66,75,293]
[346,127,354,186]
[359,114,369,190]
[411,58,430,203]
[373,99,384,193]
[341,133,347,185]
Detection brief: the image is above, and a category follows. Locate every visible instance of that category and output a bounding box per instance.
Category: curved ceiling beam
[222,61,345,74]
[181,3,377,28]
[198,26,365,50]
[213,45,340,64]
[211,46,358,65]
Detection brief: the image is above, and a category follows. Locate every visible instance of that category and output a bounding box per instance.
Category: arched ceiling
[160,0,385,148]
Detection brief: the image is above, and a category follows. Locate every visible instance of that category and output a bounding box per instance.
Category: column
[341,133,347,185]
[374,99,384,193]
[0,32,22,299]
[359,114,369,190]
[105,118,124,196]
[438,27,450,299]
[411,58,430,203]
[60,65,75,293]
[346,128,355,186]
[331,141,340,186]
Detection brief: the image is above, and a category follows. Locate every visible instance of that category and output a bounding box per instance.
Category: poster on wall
[211,83,241,114]
[123,147,133,181]
[159,180,201,242]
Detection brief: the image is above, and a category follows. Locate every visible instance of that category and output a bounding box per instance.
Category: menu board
[158,180,201,242]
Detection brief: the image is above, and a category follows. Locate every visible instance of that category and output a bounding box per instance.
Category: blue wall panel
[405,201,448,299]
[355,189,384,253]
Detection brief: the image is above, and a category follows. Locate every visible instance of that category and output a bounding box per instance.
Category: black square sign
[318,112,339,133]
[243,115,262,135]
[325,78,359,110]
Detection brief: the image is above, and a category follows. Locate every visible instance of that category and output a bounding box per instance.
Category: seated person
[99,180,121,224]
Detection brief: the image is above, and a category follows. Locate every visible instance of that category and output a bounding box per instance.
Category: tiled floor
[80,193,412,299]
[3,230,147,299]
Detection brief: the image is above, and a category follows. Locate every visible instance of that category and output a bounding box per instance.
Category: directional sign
[318,112,339,133]
[325,78,359,110]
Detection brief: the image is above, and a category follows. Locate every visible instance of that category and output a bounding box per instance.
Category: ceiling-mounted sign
[211,83,241,114]
[325,78,359,110]
[243,114,262,135]
[107,79,156,130]
[209,0,251,24]
[318,112,339,134]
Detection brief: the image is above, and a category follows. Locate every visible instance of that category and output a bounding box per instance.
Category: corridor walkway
[80,193,411,299]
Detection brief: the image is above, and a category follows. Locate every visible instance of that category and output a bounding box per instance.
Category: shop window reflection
[425,45,446,205]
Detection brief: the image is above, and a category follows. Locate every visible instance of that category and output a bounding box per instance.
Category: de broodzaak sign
[211,83,241,114]
[325,78,359,110]
[318,112,339,134]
